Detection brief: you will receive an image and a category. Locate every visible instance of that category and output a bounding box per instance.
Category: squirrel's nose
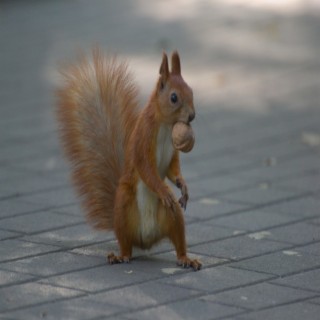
[188,112,195,123]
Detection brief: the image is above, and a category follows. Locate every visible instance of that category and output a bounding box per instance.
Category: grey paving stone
[74,281,201,310]
[232,155,320,184]
[126,298,245,320]
[0,140,58,165]
[3,297,122,320]
[0,251,103,277]
[186,175,253,199]
[266,221,320,245]
[220,185,301,206]
[0,167,35,184]
[23,223,111,248]
[284,155,320,173]
[228,163,298,184]
[297,242,320,257]
[231,251,320,276]
[0,187,17,201]
[160,265,273,293]
[184,221,236,245]
[0,282,81,313]
[53,203,83,216]
[1,120,55,142]
[236,301,320,320]
[264,195,320,218]
[0,210,82,234]
[211,208,301,232]
[308,297,320,305]
[41,263,159,293]
[271,269,320,293]
[190,235,290,260]
[0,230,20,240]
[0,239,58,263]
[201,282,315,310]
[2,173,68,198]
[70,239,119,257]
[182,154,255,180]
[21,186,77,207]
[185,198,250,221]
[273,171,320,193]
[308,217,320,226]
[0,198,51,219]
[8,155,68,174]
[191,124,288,161]
[239,139,312,161]
[0,269,34,287]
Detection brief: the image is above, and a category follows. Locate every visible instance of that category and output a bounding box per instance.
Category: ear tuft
[159,52,169,81]
[171,51,181,75]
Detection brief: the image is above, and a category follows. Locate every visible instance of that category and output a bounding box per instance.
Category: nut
[172,122,195,153]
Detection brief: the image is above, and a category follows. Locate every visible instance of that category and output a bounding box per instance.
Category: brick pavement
[1,1,320,319]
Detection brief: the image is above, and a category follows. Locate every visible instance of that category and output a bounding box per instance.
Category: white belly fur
[137,124,174,244]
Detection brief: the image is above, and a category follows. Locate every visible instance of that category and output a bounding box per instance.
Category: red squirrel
[56,48,201,271]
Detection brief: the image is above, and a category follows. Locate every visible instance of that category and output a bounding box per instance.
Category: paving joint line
[189,191,314,224]
[104,276,279,319]
[216,294,320,320]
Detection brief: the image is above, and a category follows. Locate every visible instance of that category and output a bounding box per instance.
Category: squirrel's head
[155,51,195,125]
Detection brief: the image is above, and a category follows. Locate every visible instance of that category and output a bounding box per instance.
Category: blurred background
[2,0,320,108]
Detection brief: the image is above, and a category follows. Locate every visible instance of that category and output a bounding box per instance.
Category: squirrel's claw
[177,256,202,271]
[179,195,188,210]
[107,253,130,264]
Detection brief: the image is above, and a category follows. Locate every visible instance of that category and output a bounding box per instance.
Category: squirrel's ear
[171,51,181,75]
[159,52,169,84]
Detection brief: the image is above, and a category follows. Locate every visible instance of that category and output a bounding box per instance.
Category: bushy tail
[56,48,139,230]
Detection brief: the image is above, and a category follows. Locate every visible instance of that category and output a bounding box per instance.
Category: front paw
[179,194,188,210]
[160,188,177,212]
[176,178,189,210]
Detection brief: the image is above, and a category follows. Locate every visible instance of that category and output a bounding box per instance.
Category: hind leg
[107,239,132,264]
[108,222,133,264]
[159,203,202,271]
[108,183,136,264]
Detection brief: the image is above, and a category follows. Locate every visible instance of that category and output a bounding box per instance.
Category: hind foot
[107,252,130,264]
[177,256,202,271]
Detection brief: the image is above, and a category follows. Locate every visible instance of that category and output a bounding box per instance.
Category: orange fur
[56,48,201,270]
[56,48,139,229]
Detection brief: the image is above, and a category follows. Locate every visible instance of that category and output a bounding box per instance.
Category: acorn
[172,122,195,153]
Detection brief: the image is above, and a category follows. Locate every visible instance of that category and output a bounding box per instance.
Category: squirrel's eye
[171,93,178,104]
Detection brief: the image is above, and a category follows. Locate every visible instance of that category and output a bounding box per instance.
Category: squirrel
[56,48,201,271]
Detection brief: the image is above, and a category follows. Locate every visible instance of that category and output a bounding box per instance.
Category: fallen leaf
[199,198,220,205]
[301,132,320,147]
[248,231,271,240]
